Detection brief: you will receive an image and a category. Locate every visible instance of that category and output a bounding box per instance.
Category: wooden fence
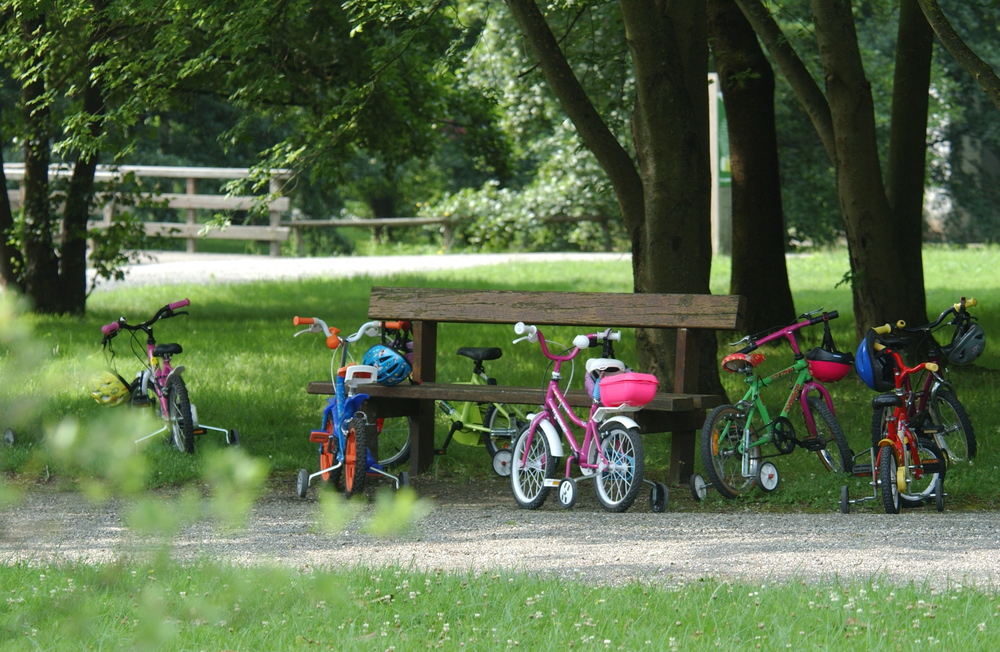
[4,163,613,256]
[4,164,291,256]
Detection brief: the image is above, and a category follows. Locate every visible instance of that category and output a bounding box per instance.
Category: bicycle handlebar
[732,309,840,351]
[101,321,120,336]
[382,320,411,332]
[572,330,621,350]
[100,299,189,340]
[169,299,190,311]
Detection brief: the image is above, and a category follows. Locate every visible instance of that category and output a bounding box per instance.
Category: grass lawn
[2,245,1000,650]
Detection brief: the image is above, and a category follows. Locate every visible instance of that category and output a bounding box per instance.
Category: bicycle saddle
[456,347,502,362]
[153,343,183,357]
[871,393,903,410]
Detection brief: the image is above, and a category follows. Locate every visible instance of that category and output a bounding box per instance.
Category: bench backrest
[368,286,745,330]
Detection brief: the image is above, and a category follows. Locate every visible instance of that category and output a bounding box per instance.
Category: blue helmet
[855,330,895,392]
[362,344,412,386]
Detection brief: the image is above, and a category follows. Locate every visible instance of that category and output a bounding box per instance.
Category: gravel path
[3,477,999,589]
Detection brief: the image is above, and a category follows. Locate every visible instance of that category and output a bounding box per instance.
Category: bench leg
[408,399,437,475]
[668,429,696,486]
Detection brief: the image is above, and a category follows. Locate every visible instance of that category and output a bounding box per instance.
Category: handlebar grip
[383,321,411,331]
[896,320,906,329]
[293,316,314,326]
[925,362,939,373]
[168,299,190,311]
[101,321,120,336]
[957,297,977,310]
[808,310,839,326]
[874,324,892,335]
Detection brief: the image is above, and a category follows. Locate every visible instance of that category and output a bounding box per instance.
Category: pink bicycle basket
[594,372,659,408]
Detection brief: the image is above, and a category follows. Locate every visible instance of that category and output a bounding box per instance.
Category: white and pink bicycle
[510,322,667,512]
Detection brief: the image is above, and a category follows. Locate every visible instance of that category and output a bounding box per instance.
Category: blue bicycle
[293,318,407,498]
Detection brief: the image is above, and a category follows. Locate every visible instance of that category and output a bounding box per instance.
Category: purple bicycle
[509,322,665,512]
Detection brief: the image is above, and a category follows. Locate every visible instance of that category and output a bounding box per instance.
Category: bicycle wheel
[878,446,901,514]
[482,404,527,458]
[900,438,945,507]
[700,404,759,499]
[375,417,411,468]
[510,424,556,509]
[928,390,976,462]
[164,375,195,454]
[338,414,367,498]
[808,396,854,473]
[592,422,644,512]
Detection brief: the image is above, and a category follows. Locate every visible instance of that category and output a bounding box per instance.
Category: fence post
[269,175,282,257]
[185,177,197,253]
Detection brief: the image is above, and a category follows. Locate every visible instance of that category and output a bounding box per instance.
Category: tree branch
[917,0,1000,111]
[734,0,836,164]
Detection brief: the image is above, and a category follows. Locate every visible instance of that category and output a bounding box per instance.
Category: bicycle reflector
[855,330,895,391]
[89,371,132,407]
[721,352,765,374]
[362,344,412,386]
[943,322,985,365]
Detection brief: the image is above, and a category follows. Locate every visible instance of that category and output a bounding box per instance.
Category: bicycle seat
[153,343,182,357]
[871,393,903,410]
[456,347,502,362]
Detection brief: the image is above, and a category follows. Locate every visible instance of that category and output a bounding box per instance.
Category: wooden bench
[307,286,745,485]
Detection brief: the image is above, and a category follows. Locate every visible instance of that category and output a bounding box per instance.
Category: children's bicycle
[694,309,854,500]
[364,322,529,477]
[94,299,239,452]
[509,322,666,513]
[865,298,983,464]
[843,324,946,513]
[292,318,407,499]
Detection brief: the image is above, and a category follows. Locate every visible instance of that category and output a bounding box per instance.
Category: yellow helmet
[89,371,132,407]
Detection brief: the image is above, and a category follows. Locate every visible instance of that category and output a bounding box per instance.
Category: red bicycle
[846,325,947,513]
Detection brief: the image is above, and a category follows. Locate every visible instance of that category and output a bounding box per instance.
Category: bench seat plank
[306,381,725,414]
[369,286,744,330]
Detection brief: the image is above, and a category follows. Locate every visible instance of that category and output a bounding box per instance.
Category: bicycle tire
[593,422,644,512]
[878,446,901,514]
[928,390,976,462]
[700,404,759,499]
[375,416,411,468]
[510,423,556,509]
[165,375,195,454]
[900,437,945,507]
[808,396,854,473]
[482,404,526,458]
[338,414,367,498]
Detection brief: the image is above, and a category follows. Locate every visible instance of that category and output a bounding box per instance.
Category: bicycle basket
[89,370,132,407]
[942,322,985,365]
[593,372,658,408]
[854,330,896,391]
[362,344,412,386]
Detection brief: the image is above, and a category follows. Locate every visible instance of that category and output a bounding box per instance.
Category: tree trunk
[20,13,61,313]
[0,145,22,292]
[504,0,723,395]
[885,0,932,328]
[708,0,796,334]
[812,0,914,337]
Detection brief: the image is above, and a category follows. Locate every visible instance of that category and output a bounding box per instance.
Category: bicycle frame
[874,348,936,483]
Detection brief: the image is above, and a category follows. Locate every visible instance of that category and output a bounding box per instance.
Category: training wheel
[492,449,513,477]
[649,482,668,513]
[226,429,240,446]
[296,469,310,498]
[935,476,944,512]
[2,428,15,447]
[689,473,708,501]
[840,485,851,514]
[757,462,779,492]
[557,478,577,509]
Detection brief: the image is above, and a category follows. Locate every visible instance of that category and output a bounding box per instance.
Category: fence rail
[4,163,614,256]
[4,164,291,256]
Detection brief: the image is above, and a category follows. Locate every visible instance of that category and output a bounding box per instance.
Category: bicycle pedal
[799,437,825,452]
[130,395,151,407]
[192,428,206,436]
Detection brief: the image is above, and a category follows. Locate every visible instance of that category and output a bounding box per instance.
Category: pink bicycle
[509,322,665,512]
[95,299,238,452]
